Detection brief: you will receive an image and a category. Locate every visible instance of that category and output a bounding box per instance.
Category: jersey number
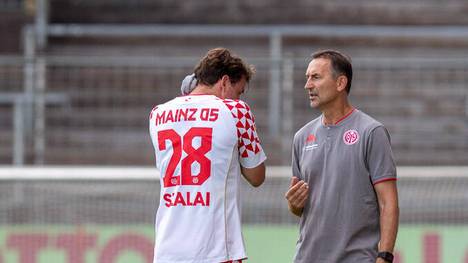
[158,127,212,187]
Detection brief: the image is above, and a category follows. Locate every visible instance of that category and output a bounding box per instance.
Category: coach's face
[304,58,342,110]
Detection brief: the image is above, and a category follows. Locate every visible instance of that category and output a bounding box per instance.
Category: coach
[285,50,399,263]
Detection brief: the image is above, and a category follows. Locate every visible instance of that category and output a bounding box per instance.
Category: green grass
[244,225,298,263]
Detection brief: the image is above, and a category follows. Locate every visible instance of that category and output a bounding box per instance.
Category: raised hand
[285,177,309,217]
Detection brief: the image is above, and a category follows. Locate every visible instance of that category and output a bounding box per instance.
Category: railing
[0,0,23,10]
[1,55,467,165]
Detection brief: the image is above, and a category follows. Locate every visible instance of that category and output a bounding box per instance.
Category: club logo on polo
[343,130,359,145]
[306,134,316,143]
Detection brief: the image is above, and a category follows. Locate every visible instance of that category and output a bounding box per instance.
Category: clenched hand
[285,177,309,217]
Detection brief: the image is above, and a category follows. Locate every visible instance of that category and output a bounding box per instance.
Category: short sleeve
[222,99,267,168]
[366,126,397,185]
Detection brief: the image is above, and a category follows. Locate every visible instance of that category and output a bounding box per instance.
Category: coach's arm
[241,163,265,187]
[374,180,399,263]
[285,177,309,217]
[286,134,309,217]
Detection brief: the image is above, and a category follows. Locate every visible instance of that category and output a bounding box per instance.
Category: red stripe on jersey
[373,177,397,185]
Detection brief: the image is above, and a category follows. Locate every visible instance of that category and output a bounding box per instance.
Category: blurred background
[0,0,467,262]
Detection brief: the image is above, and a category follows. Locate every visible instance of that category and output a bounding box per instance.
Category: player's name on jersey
[163,191,210,207]
[155,108,219,126]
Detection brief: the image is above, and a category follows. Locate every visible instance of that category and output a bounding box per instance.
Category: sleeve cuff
[373,177,397,185]
[240,151,267,169]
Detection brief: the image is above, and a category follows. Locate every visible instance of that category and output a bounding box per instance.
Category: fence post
[281,56,294,165]
[465,81,468,164]
[22,26,37,164]
[13,97,25,166]
[35,0,49,50]
[268,31,282,137]
[34,57,46,165]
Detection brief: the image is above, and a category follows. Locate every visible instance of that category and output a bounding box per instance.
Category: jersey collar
[321,108,356,127]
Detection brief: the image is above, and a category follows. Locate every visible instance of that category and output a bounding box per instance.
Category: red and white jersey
[149,95,266,263]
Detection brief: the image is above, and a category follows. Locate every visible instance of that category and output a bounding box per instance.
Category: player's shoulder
[148,97,181,119]
[220,98,251,111]
[218,98,254,119]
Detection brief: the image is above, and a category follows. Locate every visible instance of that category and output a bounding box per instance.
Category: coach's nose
[305,79,314,90]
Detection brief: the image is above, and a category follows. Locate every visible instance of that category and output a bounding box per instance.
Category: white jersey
[149,95,266,263]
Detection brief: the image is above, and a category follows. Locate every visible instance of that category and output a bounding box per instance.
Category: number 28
[158,127,212,188]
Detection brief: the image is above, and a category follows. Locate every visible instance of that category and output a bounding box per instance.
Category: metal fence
[1,166,467,225]
[0,0,23,10]
[1,55,467,165]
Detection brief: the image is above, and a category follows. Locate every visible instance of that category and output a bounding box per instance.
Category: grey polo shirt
[292,109,396,263]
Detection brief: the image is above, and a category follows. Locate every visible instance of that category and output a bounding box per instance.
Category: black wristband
[377,251,394,263]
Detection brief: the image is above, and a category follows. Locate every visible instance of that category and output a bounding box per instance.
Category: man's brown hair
[194,48,255,86]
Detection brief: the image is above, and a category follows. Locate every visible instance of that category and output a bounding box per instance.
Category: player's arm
[374,180,399,260]
[241,163,265,187]
[231,100,267,188]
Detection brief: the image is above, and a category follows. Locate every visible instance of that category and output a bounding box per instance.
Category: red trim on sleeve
[373,177,397,185]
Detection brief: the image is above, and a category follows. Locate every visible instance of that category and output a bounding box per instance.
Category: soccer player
[285,50,399,263]
[149,47,266,263]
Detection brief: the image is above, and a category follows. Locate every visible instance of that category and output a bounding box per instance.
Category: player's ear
[336,75,348,92]
[219,75,231,97]
[215,75,228,98]
[220,75,230,88]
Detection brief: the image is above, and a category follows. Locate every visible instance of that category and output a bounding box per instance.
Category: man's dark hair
[312,50,353,94]
[194,47,255,86]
